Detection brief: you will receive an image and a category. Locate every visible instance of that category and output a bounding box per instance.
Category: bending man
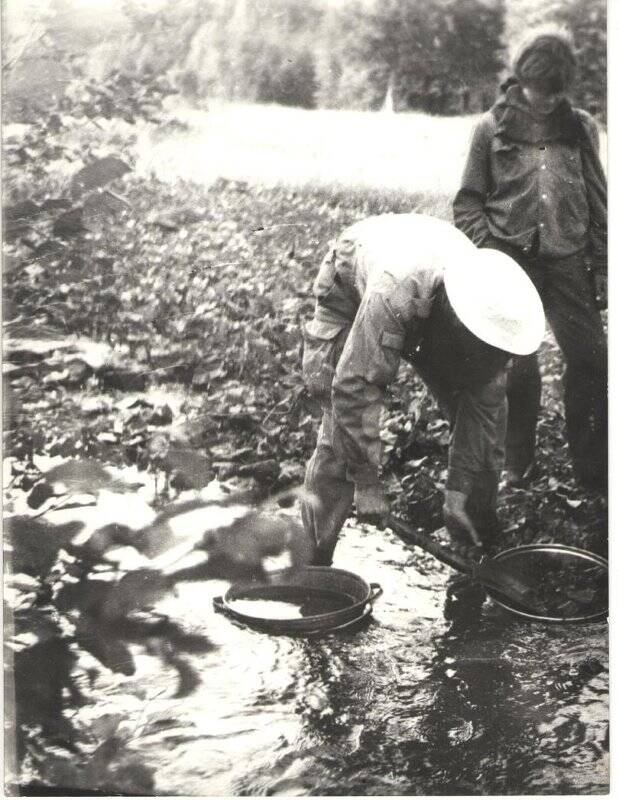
[300,213,544,566]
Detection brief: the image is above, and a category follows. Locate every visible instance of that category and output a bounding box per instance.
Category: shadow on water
[87,523,608,795]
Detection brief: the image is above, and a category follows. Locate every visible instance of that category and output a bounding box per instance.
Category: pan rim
[220,565,377,629]
[488,542,608,623]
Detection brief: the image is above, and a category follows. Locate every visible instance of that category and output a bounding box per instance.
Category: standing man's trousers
[504,252,607,486]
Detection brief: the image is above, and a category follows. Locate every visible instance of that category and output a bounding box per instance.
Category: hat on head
[444,248,545,356]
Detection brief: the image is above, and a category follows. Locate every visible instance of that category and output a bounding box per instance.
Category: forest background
[4,0,607,122]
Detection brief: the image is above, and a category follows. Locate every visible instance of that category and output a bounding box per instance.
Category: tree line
[4,0,607,121]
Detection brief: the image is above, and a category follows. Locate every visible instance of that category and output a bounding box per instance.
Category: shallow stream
[84,521,608,795]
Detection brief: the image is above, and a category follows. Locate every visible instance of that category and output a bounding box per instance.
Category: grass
[136,101,479,205]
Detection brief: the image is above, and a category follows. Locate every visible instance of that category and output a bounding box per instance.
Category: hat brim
[444,250,545,356]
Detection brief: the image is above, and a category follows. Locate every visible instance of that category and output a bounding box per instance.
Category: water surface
[83,521,608,795]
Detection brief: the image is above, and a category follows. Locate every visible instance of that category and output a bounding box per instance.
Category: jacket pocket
[302,318,349,399]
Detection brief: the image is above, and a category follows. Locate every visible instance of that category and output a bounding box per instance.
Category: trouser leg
[465,383,505,547]
[543,256,607,485]
[499,256,545,476]
[416,364,505,547]
[479,239,540,474]
[466,473,501,548]
[505,353,541,474]
[300,411,355,566]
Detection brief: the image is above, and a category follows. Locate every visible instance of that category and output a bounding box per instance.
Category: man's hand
[593,273,607,310]
[443,489,482,549]
[354,483,389,529]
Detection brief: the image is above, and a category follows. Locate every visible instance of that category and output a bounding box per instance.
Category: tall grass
[136,102,479,202]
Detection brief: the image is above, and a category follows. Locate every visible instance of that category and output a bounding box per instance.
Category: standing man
[300,213,544,566]
[453,28,607,491]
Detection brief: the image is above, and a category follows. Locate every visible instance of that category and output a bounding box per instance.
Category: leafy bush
[2,47,308,793]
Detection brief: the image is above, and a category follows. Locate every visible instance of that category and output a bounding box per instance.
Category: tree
[341,0,505,113]
[258,48,318,108]
[503,0,606,120]
[442,0,506,112]
[552,0,606,119]
[313,2,378,110]
[3,0,604,117]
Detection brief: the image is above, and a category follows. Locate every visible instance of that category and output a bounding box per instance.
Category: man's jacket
[453,83,607,272]
[302,213,507,495]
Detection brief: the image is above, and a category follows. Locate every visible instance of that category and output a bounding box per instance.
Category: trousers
[302,402,502,567]
[504,252,607,483]
[301,411,355,566]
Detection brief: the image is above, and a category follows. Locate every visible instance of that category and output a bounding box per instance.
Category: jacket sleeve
[452,115,495,247]
[330,274,421,485]
[578,112,608,274]
[445,370,508,495]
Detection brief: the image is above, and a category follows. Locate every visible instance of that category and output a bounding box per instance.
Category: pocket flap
[304,318,346,341]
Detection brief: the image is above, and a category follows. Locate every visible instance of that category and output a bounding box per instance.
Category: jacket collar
[492,82,586,146]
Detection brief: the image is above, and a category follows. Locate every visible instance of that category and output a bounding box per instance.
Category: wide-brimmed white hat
[444,248,545,356]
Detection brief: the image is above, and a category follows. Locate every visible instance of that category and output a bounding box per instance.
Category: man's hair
[414,284,510,390]
[512,26,577,94]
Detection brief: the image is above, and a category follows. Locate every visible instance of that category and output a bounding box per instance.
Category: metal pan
[213,566,382,635]
[487,543,608,623]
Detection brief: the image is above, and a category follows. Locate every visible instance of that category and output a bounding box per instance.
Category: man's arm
[330,274,420,522]
[452,114,495,247]
[330,284,406,484]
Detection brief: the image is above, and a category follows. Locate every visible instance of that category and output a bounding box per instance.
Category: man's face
[521,82,565,114]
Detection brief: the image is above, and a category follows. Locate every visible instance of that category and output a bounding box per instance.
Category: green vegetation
[3,0,607,120]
